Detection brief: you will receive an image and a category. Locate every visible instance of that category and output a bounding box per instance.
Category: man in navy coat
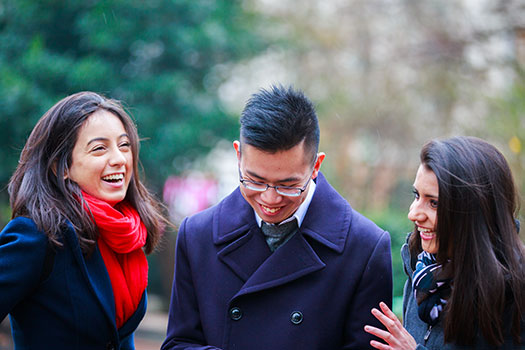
[162,85,392,350]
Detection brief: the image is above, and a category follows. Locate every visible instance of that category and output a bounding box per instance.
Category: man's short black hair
[239,85,320,164]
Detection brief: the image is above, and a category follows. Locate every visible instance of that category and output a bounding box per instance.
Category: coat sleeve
[161,218,223,350]
[0,217,49,321]
[343,229,393,350]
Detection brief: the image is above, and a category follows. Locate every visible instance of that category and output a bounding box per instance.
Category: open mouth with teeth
[261,205,282,215]
[417,226,436,240]
[102,173,124,183]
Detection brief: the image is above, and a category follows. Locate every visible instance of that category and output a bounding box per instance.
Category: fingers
[371,306,402,332]
[371,308,397,330]
[365,326,393,349]
[364,325,391,342]
[365,324,413,350]
[366,303,417,350]
[370,339,392,350]
[379,302,397,319]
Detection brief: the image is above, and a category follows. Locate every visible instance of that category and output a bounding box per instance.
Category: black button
[290,311,303,325]
[106,342,115,350]
[230,307,242,321]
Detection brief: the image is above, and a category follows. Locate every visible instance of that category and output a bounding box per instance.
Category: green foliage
[0,0,267,204]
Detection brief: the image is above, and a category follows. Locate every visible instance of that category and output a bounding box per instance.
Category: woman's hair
[409,136,525,346]
[8,91,168,255]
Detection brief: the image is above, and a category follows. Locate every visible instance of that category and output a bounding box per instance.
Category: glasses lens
[244,182,267,191]
[276,188,301,197]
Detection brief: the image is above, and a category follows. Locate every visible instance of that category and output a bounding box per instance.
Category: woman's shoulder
[1,216,45,238]
[0,217,53,286]
[0,216,53,255]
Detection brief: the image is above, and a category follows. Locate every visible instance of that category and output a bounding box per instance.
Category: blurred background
[0,0,524,348]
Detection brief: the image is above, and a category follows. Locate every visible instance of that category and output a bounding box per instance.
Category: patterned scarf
[81,191,148,328]
[412,251,452,326]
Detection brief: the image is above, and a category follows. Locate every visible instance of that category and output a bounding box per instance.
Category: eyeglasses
[238,168,312,197]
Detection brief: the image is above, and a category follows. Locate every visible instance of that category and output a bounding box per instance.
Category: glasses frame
[238,168,312,197]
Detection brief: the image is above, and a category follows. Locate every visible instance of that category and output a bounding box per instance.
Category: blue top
[0,217,146,350]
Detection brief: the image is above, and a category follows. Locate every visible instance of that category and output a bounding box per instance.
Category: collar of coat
[62,221,146,339]
[212,172,352,254]
[401,232,418,277]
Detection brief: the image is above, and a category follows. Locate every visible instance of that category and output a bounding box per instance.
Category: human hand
[364,302,417,350]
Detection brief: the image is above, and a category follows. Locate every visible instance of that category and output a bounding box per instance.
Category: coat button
[106,342,115,350]
[230,307,242,321]
[290,311,303,325]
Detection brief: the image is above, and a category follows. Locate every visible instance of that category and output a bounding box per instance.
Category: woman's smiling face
[68,110,133,206]
[408,164,439,254]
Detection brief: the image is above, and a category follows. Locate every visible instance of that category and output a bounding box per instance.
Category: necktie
[261,219,298,252]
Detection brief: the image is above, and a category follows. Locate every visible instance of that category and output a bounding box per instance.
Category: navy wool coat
[0,217,146,350]
[162,172,393,350]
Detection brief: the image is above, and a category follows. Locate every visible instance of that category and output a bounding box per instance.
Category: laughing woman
[365,136,525,349]
[0,92,169,349]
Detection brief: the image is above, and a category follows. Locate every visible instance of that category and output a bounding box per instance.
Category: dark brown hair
[240,85,320,165]
[409,136,524,346]
[8,91,169,254]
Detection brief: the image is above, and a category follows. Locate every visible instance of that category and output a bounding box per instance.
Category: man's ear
[233,140,241,162]
[311,152,326,179]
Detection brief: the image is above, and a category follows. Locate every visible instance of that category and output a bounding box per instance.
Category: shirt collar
[255,179,316,228]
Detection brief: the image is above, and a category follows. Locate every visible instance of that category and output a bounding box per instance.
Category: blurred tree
[0,0,270,305]
[233,0,524,213]
[224,0,525,304]
[486,75,525,242]
[0,0,267,223]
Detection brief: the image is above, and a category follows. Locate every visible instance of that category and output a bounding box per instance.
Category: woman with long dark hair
[0,91,169,349]
[365,136,525,349]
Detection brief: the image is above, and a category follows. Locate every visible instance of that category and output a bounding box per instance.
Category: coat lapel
[234,228,325,297]
[63,223,117,332]
[217,226,271,282]
[215,173,351,297]
[300,172,352,253]
[217,223,326,297]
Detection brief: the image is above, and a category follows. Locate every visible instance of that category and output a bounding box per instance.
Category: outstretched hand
[364,302,417,350]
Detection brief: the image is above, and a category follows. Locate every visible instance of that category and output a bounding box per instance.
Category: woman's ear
[52,161,69,180]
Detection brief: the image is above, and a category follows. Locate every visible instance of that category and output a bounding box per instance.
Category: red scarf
[81,191,148,328]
